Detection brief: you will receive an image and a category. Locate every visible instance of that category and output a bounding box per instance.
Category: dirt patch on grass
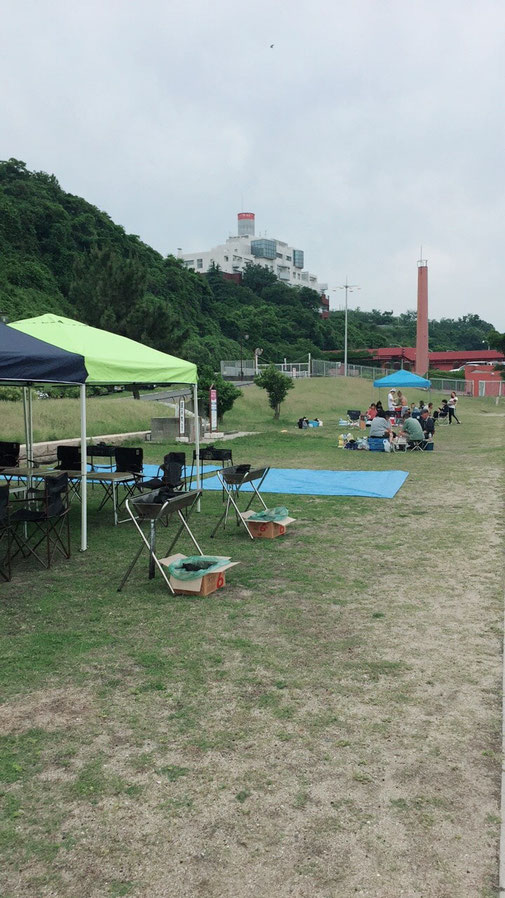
[0,687,94,734]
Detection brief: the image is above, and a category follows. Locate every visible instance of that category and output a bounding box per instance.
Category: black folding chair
[10,473,71,570]
[54,446,82,501]
[346,410,361,425]
[56,445,81,470]
[0,441,21,470]
[110,447,144,514]
[117,488,203,593]
[165,451,187,474]
[0,485,12,581]
[139,458,185,493]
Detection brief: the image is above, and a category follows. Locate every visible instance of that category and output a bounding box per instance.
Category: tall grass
[0,396,176,442]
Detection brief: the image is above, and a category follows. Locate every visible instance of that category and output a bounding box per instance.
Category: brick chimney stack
[416,256,429,377]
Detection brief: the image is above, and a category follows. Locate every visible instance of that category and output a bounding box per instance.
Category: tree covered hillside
[0,158,496,370]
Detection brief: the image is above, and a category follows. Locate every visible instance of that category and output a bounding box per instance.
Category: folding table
[117,488,203,593]
[56,470,138,525]
[0,465,52,486]
[210,465,270,540]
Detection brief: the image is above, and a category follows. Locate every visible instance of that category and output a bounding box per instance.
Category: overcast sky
[2,0,504,329]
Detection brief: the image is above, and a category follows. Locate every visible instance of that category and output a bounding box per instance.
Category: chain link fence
[220,359,473,394]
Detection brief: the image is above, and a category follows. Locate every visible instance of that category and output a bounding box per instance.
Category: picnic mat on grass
[190,468,408,499]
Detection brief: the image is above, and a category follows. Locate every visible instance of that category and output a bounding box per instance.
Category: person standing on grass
[397,389,408,408]
[448,391,460,424]
[387,389,396,413]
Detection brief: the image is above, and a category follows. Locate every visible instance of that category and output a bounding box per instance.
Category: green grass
[0,377,503,897]
[0,395,176,443]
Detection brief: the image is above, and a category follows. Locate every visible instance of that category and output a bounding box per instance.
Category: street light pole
[239,333,249,380]
[337,279,360,377]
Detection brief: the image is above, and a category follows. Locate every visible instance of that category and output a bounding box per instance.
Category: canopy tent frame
[3,317,200,553]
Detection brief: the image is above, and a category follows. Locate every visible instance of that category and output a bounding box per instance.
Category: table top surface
[0,466,140,485]
[54,469,137,482]
[0,465,54,477]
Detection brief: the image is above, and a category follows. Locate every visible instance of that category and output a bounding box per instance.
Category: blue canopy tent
[373,370,431,389]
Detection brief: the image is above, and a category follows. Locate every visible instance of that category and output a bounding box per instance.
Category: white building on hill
[177,213,328,297]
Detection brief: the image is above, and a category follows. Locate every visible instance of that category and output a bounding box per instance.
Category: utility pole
[337,279,360,376]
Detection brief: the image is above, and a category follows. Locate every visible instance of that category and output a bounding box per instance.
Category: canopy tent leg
[80,384,87,551]
[22,387,29,463]
[193,383,201,511]
[27,386,34,490]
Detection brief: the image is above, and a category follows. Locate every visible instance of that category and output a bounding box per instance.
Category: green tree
[255,364,294,419]
[488,330,505,380]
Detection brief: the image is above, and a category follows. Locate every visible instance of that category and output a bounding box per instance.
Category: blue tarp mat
[190,468,408,499]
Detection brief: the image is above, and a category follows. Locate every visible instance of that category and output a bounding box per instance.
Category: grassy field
[1,378,504,897]
[0,395,176,443]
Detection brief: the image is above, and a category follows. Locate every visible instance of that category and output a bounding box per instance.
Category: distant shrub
[0,386,22,401]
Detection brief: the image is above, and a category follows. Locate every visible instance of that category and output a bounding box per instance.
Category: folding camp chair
[56,445,81,470]
[117,488,203,593]
[10,473,70,570]
[210,465,270,540]
[109,447,144,516]
[406,440,427,452]
[0,485,12,581]
[139,458,185,493]
[0,441,21,470]
[54,445,82,501]
[346,410,361,427]
[165,451,187,474]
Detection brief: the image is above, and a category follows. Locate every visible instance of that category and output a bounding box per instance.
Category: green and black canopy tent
[6,314,200,551]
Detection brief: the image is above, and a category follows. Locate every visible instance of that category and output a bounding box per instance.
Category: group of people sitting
[367,402,434,446]
[366,388,460,424]
[297,416,322,429]
[364,389,460,447]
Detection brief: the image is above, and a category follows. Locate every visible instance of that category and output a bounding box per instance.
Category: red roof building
[464,365,505,396]
[368,347,505,371]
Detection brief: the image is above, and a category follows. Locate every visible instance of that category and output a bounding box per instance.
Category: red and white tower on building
[415,254,429,377]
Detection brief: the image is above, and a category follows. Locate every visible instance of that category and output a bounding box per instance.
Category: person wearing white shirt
[448,392,460,424]
[387,389,396,412]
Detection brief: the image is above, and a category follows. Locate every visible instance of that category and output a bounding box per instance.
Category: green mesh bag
[248,506,289,523]
[167,556,224,581]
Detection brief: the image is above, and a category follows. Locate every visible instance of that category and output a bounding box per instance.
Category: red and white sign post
[209,387,218,432]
